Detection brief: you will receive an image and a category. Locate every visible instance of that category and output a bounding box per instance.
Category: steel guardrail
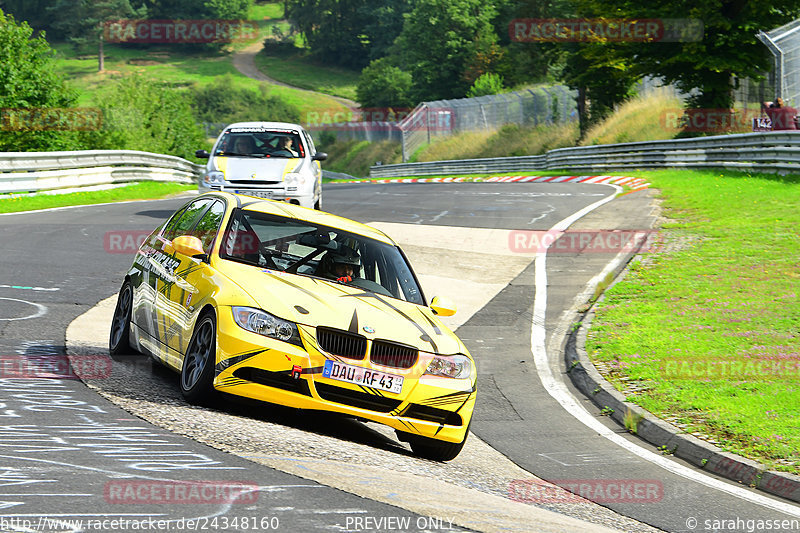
[0,150,203,194]
[369,131,800,177]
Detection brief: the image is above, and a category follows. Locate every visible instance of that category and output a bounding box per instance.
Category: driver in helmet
[318,245,360,283]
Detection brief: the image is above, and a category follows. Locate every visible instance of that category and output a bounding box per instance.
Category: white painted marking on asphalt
[0,285,59,292]
[530,185,800,517]
[429,210,449,223]
[0,298,47,321]
[529,204,555,224]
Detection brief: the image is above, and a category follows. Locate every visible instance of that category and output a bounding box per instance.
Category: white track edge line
[531,185,800,517]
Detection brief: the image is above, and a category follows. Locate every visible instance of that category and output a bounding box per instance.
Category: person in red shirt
[763,97,798,130]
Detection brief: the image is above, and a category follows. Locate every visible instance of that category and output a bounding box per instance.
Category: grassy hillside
[319,138,403,177]
[412,122,579,162]
[581,88,685,145]
[53,44,350,120]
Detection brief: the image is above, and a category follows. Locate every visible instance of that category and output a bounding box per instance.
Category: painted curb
[331,175,651,190]
[564,303,800,505]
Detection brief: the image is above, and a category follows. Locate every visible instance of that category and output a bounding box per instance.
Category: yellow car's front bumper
[212,309,476,443]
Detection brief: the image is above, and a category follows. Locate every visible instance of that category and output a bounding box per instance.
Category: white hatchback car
[196,122,327,210]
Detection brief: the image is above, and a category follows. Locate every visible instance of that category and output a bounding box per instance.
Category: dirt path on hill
[232,41,358,110]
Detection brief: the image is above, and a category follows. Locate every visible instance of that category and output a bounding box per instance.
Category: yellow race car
[109,192,476,461]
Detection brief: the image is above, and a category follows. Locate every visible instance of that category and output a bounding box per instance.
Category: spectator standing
[763,97,798,130]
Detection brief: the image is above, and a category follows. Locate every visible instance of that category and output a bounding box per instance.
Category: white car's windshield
[215,127,303,159]
[219,209,425,305]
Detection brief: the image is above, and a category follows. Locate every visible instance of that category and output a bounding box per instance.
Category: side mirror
[312,152,328,161]
[172,235,206,259]
[195,149,210,159]
[430,296,456,317]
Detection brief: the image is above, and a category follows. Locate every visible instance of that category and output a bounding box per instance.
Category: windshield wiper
[217,151,266,158]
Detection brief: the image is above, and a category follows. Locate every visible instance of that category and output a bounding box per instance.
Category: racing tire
[398,425,470,462]
[180,312,218,405]
[109,280,136,357]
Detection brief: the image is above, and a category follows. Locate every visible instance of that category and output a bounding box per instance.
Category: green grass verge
[52,43,350,118]
[0,182,195,213]
[250,1,284,20]
[253,48,359,101]
[585,168,800,473]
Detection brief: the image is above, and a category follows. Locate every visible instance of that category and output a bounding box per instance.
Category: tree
[49,0,146,72]
[144,0,250,18]
[285,0,369,68]
[285,0,412,69]
[190,74,301,124]
[0,9,87,151]
[395,0,500,101]
[0,0,59,35]
[361,0,412,62]
[90,75,205,160]
[575,0,800,110]
[561,41,638,137]
[467,72,505,98]
[356,58,413,108]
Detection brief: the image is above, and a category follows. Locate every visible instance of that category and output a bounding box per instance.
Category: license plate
[323,360,403,394]
[235,190,273,199]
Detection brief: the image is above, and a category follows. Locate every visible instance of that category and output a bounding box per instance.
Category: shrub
[0,9,87,151]
[88,75,205,160]
[356,58,413,108]
[466,72,505,98]
[190,74,301,125]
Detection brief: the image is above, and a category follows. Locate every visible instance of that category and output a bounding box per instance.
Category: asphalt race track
[1,181,798,533]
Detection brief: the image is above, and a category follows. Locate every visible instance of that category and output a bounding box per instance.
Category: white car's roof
[224,121,306,130]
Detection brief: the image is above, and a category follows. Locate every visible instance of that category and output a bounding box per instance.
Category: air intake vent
[316,327,367,360]
[315,383,403,412]
[371,340,418,369]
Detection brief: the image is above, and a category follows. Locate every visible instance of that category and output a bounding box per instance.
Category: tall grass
[581,88,684,145]
[414,122,579,162]
[320,139,403,178]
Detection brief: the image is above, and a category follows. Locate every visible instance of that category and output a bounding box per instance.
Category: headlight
[203,170,225,185]
[284,172,306,187]
[424,354,472,379]
[232,307,302,346]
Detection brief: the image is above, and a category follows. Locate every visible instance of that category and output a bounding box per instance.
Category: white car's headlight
[232,307,301,346]
[424,354,472,379]
[284,172,306,187]
[203,170,225,185]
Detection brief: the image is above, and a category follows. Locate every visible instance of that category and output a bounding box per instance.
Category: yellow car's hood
[220,262,463,355]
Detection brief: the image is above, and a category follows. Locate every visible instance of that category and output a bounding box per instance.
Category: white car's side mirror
[430,296,457,317]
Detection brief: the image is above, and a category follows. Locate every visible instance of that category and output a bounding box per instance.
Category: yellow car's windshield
[219,209,425,305]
